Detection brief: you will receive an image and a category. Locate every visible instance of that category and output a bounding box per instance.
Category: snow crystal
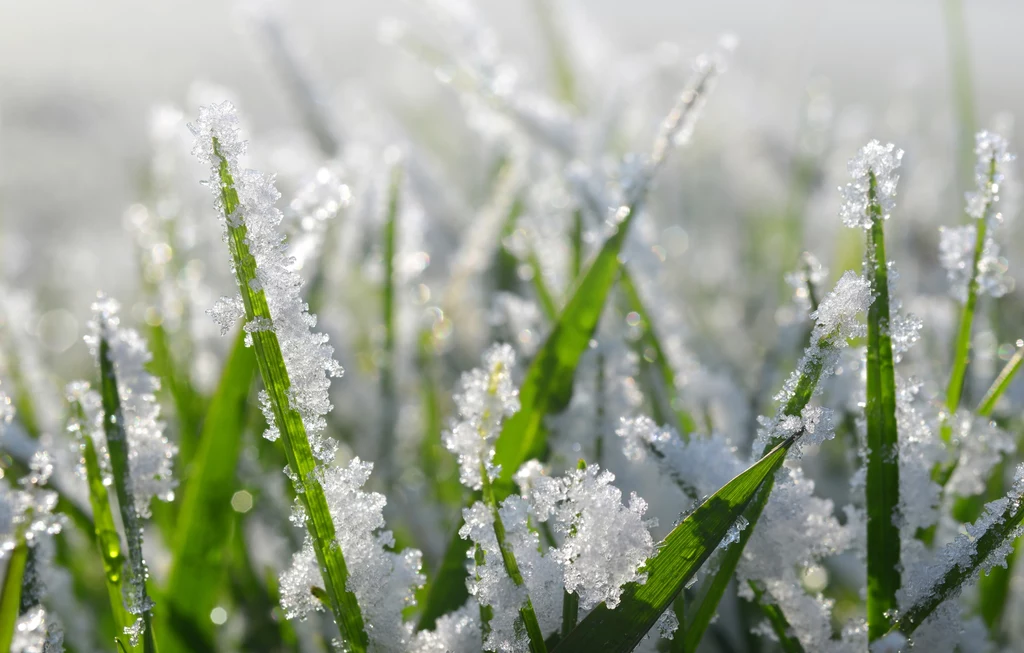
[938,225,1010,303]
[839,140,903,229]
[459,498,561,652]
[946,412,1015,497]
[785,251,829,315]
[10,606,62,653]
[965,131,1014,220]
[84,295,177,517]
[191,102,343,462]
[410,602,481,653]
[208,295,244,335]
[810,271,872,343]
[531,464,655,610]
[443,343,520,490]
[280,458,424,651]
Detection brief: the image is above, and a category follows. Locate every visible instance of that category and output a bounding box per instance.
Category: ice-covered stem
[891,467,1024,639]
[191,103,366,651]
[480,467,548,652]
[66,383,133,652]
[92,311,158,651]
[944,133,1013,438]
[840,140,903,640]
[683,272,872,651]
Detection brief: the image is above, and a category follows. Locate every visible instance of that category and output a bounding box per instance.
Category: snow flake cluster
[84,295,177,517]
[839,140,904,229]
[443,343,520,490]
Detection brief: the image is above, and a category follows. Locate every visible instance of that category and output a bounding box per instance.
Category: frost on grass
[443,343,519,490]
[524,463,655,611]
[10,606,63,653]
[938,131,1015,303]
[460,498,562,652]
[280,458,424,651]
[0,448,63,557]
[838,140,903,229]
[409,603,481,653]
[965,131,1014,220]
[946,411,1015,497]
[784,251,829,315]
[899,465,1024,650]
[84,295,177,517]
[190,101,344,460]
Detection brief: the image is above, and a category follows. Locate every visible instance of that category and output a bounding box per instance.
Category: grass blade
[97,331,158,653]
[491,199,639,483]
[679,271,870,652]
[491,59,719,486]
[552,435,798,652]
[977,341,1024,417]
[165,327,255,639]
[942,154,999,440]
[0,540,28,652]
[68,390,134,652]
[208,135,368,651]
[863,170,902,641]
[620,268,698,437]
[890,489,1024,638]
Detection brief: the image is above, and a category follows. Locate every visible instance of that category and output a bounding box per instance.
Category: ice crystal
[965,131,1014,220]
[409,602,481,653]
[459,497,561,652]
[208,295,245,335]
[10,606,62,653]
[84,295,177,517]
[279,458,424,651]
[443,343,519,490]
[191,102,344,461]
[838,140,903,229]
[946,411,1015,498]
[528,463,655,610]
[785,251,829,315]
[938,225,1009,303]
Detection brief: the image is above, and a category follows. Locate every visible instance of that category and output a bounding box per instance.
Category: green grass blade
[943,0,978,185]
[69,395,134,651]
[620,268,698,437]
[553,435,798,652]
[0,539,28,652]
[570,208,583,281]
[492,60,718,485]
[680,285,853,652]
[492,203,639,482]
[147,322,202,465]
[977,342,1024,417]
[890,494,1024,638]
[210,137,368,651]
[863,171,901,641]
[97,333,159,653]
[943,155,998,439]
[165,327,255,636]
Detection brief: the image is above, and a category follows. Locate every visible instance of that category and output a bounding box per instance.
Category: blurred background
[1,0,1021,288]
